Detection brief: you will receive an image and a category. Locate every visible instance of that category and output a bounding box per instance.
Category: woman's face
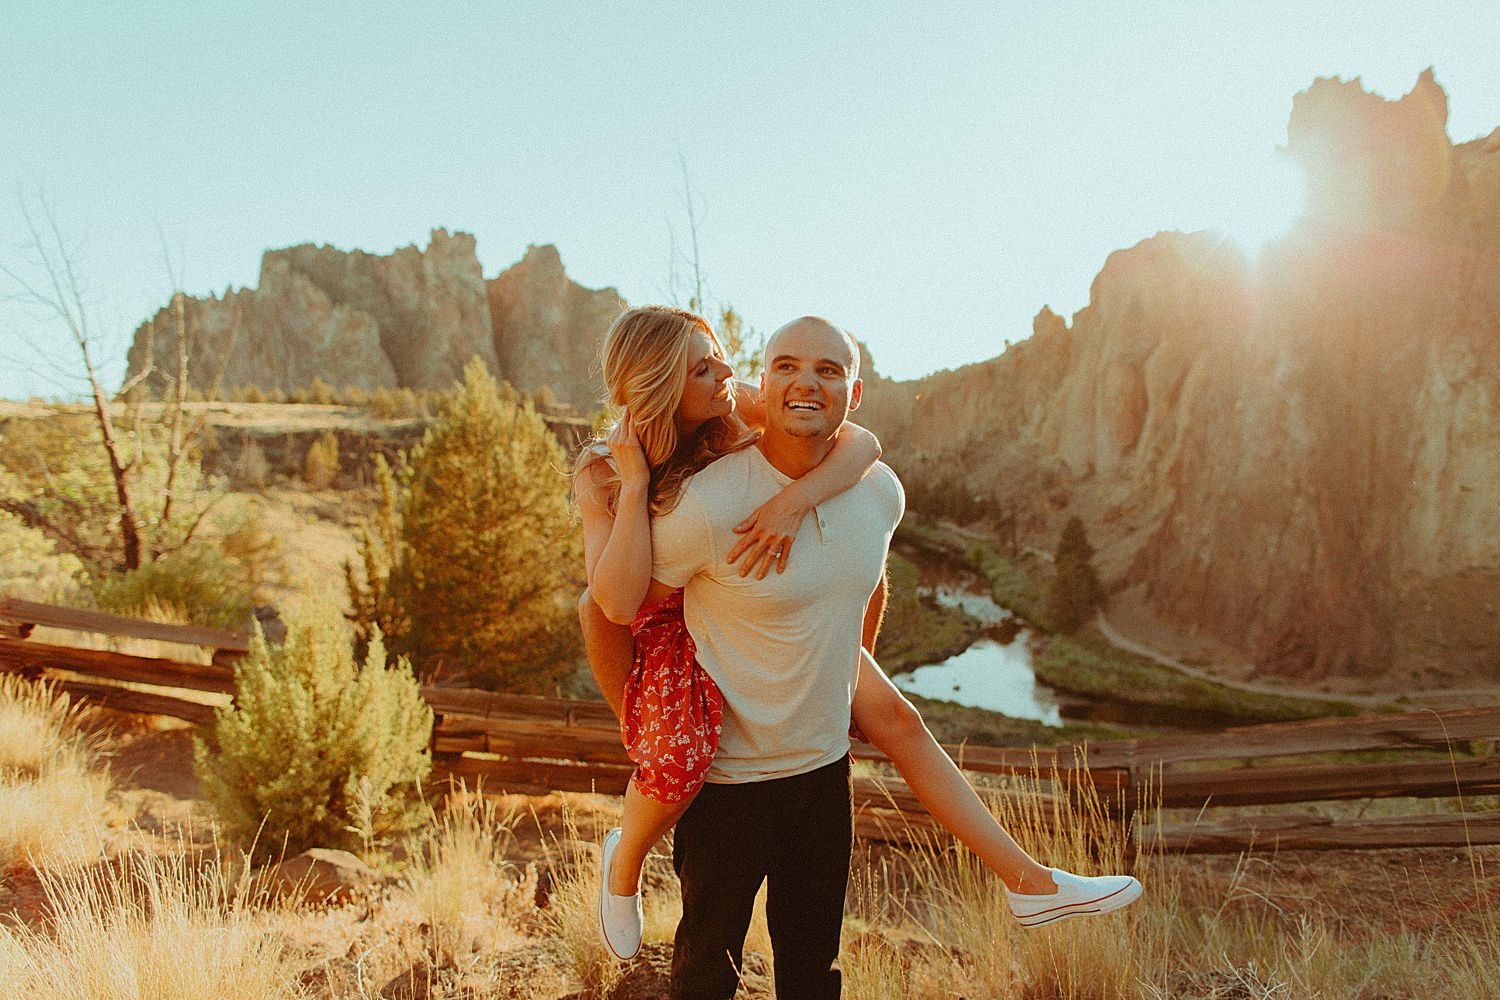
[674,327,735,429]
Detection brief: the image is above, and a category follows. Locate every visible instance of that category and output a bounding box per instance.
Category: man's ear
[848,378,863,411]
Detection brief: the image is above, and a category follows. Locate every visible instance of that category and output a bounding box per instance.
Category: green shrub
[1046,516,1104,632]
[231,439,271,488]
[92,546,255,632]
[389,359,581,691]
[302,431,340,489]
[875,552,980,674]
[369,386,438,421]
[969,543,1047,626]
[0,511,87,603]
[290,377,339,406]
[1034,634,1359,723]
[346,454,410,660]
[195,607,433,859]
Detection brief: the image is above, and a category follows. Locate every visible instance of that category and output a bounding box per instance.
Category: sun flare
[1219,152,1308,254]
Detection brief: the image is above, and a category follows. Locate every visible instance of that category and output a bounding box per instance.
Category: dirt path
[1092,612,1398,709]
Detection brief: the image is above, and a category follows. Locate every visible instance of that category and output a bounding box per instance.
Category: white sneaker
[1006,867,1142,928]
[598,827,643,960]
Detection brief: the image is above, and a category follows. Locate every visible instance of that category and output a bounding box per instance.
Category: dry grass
[400,783,539,962]
[841,755,1152,997]
[0,676,111,871]
[5,668,1497,998]
[4,845,308,999]
[535,809,628,998]
[840,762,1500,999]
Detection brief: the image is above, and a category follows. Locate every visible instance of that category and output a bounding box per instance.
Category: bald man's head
[765,317,860,383]
[758,316,863,445]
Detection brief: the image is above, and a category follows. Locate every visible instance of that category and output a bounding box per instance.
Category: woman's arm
[575,415,654,624]
[726,421,882,578]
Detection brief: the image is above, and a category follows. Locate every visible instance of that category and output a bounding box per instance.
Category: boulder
[265,847,381,905]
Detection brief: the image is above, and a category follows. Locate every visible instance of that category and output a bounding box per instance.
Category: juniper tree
[389,358,581,690]
[1047,515,1105,632]
[345,452,409,660]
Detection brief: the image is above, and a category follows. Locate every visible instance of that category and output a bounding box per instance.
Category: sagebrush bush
[93,545,255,632]
[231,439,271,488]
[302,430,340,489]
[194,606,433,859]
[0,510,87,603]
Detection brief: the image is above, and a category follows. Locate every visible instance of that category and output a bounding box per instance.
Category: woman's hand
[726,484,813,579]
[607,410,650,492]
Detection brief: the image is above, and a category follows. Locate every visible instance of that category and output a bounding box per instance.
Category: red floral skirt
[623,589,723,803]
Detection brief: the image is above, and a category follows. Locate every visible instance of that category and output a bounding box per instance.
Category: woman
[574,306,1139,960]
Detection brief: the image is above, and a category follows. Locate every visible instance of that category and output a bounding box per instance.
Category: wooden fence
[3,594,1498,854]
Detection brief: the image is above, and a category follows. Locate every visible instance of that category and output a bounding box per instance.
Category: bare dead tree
[1,193,233,571]
[664,152,707,312]
[2,192,152,569]
[660,159,764,374]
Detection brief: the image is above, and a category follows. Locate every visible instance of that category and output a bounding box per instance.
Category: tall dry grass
[6,670,1494,1000]
[842,758,1500,999]
[0,675,111,871]
[3,845,309,999]
[2,674,308,997]
[536,804,780,995]
[842,754,1155,998]
[400,783,538,962]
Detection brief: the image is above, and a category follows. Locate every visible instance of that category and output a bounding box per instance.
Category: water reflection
[893,583,1064,726]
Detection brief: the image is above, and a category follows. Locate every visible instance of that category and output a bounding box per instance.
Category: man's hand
[726,484,812,579]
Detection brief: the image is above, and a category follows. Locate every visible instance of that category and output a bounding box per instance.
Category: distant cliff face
[870,72,1500,688]
[127,232,623,408]
[488,245,626,410]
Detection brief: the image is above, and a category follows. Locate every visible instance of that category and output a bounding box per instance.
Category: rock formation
[867,72,1500,688]
[487,244,626,410]
[122,72,1499,690]
[127,232,623,408]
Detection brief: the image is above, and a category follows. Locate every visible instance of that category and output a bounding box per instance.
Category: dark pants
[670,755,853,1000]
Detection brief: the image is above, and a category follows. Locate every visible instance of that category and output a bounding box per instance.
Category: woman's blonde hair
[576,305,756,515]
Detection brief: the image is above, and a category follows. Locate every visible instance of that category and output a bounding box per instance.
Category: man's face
[759,319,862,441]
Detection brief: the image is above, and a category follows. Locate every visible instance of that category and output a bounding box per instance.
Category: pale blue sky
[3,2,1497,399]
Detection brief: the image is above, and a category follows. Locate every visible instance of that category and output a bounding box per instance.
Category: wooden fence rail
[4,595,1499,855]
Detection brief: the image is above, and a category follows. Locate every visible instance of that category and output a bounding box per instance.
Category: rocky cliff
[488,244,627,410]
[127,232,623,409]
[869,71,1500,689]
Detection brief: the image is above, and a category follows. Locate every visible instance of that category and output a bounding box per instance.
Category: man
[649,316,902,999]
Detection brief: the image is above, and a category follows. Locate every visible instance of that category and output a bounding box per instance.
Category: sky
[3,1,1498,400]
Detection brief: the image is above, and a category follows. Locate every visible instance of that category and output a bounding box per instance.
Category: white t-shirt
[652,445,904,783]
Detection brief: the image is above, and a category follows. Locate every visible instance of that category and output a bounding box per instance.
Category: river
[893,580,1066,726]
[891,558,1242,731]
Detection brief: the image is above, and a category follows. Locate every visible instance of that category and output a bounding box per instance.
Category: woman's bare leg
[579,588,699,893]
[610,780,694,895]
[578,588,634,720]
[852,651,1057,894]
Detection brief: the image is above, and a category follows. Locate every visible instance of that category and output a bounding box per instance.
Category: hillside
[116,71,1500,693]
[860,71,1500,690]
